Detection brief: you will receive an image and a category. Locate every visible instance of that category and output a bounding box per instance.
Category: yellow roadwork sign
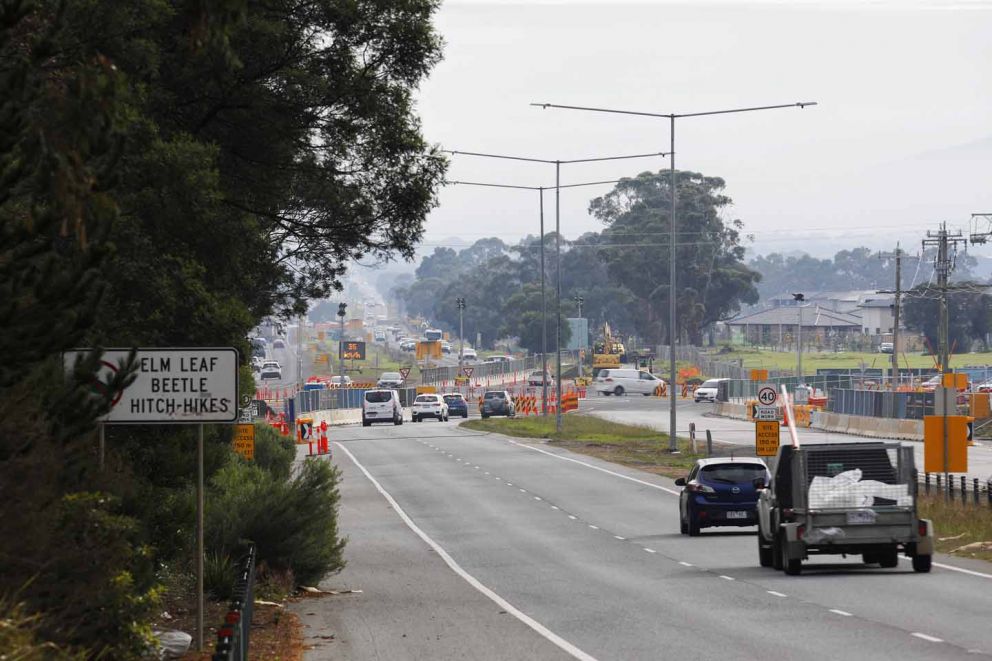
[755,420,780,457]
[233,424,255,461]
[923,415,969,473]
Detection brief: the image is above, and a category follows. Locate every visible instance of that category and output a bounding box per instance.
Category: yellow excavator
[593,322,626,370]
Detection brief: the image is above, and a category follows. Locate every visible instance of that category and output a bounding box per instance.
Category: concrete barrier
[309,408,364,428]
[810,410,924,442]
[714,402,750,421]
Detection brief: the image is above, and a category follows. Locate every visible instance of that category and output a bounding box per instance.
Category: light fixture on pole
[532,100,816,450]
[447,149,670,430]
[792,293,805,380]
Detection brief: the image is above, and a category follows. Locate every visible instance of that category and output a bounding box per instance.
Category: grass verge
[462,415,710,478]
[918,494,992,564]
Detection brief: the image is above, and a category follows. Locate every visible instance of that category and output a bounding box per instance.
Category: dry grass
[462,415,716,478]
[918,493,992,563]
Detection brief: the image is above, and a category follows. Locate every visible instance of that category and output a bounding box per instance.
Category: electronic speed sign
[756,384,778,407]
[339,341,366,360]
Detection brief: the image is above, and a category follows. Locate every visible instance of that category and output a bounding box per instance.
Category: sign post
[64,347,238,652]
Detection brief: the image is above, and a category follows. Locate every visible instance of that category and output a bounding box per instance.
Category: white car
[528,371,555,387]
[329,375,352,387]
[412,394,448,422]
[362,389,403,426]
[460,348,478,361]
[694,378,729,403]
[260,361,282,380]
[594,368,664,396]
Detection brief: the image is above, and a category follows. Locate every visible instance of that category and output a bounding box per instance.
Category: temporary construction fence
[211,544,256,661]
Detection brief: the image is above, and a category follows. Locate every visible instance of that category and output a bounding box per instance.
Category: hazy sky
[415,0,992,258]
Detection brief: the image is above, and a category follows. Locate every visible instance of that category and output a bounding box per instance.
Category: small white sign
[757,384,778,406]
[755,405,780,421]
[65,348,239,424]
[793,387,810,405]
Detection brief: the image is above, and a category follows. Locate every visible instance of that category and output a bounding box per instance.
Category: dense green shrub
[0,599,85,660]
[204,552,236,601]
[252,424,296,480]
[206,459,345,586]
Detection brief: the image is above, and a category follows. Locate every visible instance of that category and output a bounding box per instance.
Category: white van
[594,368,665,396]
[362,389,403,426]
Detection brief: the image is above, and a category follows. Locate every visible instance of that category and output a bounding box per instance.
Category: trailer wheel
[758,534,774,568]
[772,533,784,571]
[912,554,932,573]
[879,547,899,568]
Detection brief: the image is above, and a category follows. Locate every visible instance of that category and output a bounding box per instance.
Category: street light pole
[540,187,548,415]
[456,297,466,369]
[793,293,805,381]
[555,161,563,432]
[337,302,347,382]
[532,100,816,451]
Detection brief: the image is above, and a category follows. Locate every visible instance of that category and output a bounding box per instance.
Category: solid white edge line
[334,442,599,661]
[829,609,853,617]
[719,575,735,581]
[767,590,787,597]
[643,548,657,553]
[678,561,693,567]
[502,435,992,582]
[911,632,943,643]
[504,439,680,495]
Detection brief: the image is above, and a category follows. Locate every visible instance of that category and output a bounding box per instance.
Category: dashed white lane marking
[588,525,599,530]
[829,609,853,617]
[643,548,657,554]
[719,575,735,581]
[534,496,542,501]
[614,536,626,540]
[911,633,943,643]
[767,591,787,598]
[334,442,599,661]
[519,488,527,493]
[505,439,679,495]
[568,515,578,520]
[506,483,513,486]
[678,561,693,567]
[551,506,560,510]
[484,472,490,475]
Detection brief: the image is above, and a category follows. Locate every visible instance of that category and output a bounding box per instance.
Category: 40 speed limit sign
[756,384,778,406]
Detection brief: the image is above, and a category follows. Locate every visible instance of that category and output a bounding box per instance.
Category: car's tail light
[918,520,928,536]
[686,481,715,494]
[797,525,805,540]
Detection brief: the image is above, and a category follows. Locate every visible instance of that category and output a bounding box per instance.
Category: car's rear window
[484,392,505,399]
[415,395,437,403]
[380,373,401,380]
[701,464,767,483]
[700,379,721,389]
[365,391,392,403]
[443,395,464,403]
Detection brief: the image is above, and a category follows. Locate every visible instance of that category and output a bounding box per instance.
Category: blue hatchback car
[675,457,770,536]
[442,393,469,419]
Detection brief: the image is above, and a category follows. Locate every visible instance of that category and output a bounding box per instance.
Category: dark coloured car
[675,458,770,536]
[442,393,469,418]
[481,390,515,418]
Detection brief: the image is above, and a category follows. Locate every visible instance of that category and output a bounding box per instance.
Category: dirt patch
[154,588,303,660]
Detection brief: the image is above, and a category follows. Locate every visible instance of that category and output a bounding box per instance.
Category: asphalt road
[581,393,992,482]
[294,420,992,660]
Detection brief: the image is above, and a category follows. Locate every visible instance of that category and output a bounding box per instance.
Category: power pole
[922,223,967,500]
[793,293,805,380]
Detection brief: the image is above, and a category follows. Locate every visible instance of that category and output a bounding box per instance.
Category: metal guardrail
[420,357,536,385]
[212,545,256,661]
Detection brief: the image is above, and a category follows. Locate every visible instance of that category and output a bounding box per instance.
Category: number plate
[846,510,877,525]
[726,511,749,519]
